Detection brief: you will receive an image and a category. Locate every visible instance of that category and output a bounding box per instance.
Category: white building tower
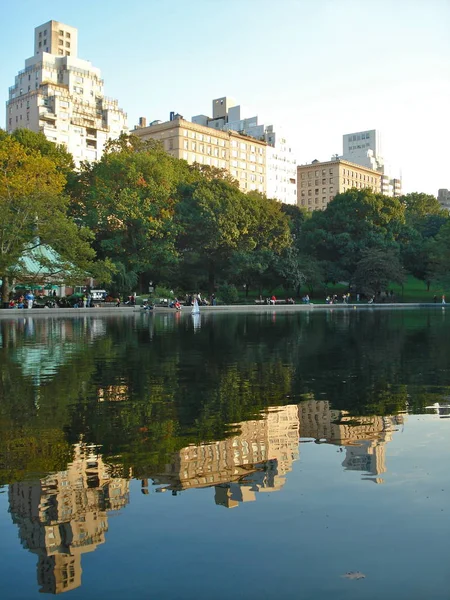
[6,20,128,165]
[192,97,297,204]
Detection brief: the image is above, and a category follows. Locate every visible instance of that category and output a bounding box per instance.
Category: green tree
[69,139,189,293]
[0,135,99,303]
[302,189,406,284]
[353,248,405,296]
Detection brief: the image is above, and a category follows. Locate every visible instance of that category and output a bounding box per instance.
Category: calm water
[0,309,449,599]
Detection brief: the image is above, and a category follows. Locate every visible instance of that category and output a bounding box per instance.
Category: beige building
[6,20,128,166]
[297,158,382,211]
[132,115,267,194]
[9,444,129,594]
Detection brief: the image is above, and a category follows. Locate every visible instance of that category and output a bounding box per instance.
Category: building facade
[438,189,450,210]
[297,158,382,211]
[192,97,297,204]
[6,20,128,165]
[341,129,401,197]
[132,115,267,194]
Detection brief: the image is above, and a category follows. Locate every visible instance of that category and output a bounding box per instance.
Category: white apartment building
[340,129,401,197]
[192,97,297,204]
[6,20,128,165]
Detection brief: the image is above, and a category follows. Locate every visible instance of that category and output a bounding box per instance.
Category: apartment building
[193,97,297,204]
[132,114,267,194]
[297,158,382,211]
[341,129,402,197]
[6,20,128,165]
[438,189,450,211]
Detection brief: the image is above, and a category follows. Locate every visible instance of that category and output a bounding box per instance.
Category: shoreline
[0,302,446,319]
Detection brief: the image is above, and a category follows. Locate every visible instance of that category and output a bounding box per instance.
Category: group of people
[326,294,351,304]
[184,293,216,307]
[7,290,53,309]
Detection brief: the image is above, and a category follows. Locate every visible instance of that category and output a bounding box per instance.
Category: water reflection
[1,311,450,597]
[9,444,129,595]
[8,399,407,595]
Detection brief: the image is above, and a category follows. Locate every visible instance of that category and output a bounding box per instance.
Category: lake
[0,309,449,599]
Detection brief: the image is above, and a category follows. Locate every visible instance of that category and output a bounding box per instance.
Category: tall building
[132,114,267,194]
[341,129,401,197]
[438,189,450,211]
[6,20,128,165]
[297,158,382,211]
[193,97,297,204]
[9,444,130,594]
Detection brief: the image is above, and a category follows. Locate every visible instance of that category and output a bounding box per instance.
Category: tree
[69,140,189,293]
[1,128,75,177]
[302,189,406,285]
[353,248,405,297]
[0,135,103,303]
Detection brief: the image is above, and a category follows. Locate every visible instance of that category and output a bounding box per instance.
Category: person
[52,290,57,297]
[270,295,276,305]
[356,293,360,302]
[174,299,181,311]
[368,296,374,304]
[211,293,217,306]
[116,296,121,307]
[82,294,87,308]
[442,295,446,305]
[25,291,34,309]
[142,300,153,311]
[8,299,15,308]
[326,295,330,304]
[87,293,92,308]
[305,294,310,304]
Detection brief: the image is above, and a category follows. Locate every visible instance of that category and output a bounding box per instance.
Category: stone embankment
[0,303,445,319]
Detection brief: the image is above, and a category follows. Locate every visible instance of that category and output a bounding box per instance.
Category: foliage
[0,134,102,302]
[217,283,239,304]
[353,248,405,296]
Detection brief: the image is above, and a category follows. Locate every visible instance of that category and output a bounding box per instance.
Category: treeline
[1,129,449,300]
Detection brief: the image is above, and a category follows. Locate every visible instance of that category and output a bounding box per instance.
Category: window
[66,41,70,48]
[59,39,63,45]
[315,188,319,194]
[39,31,42,37]
[315,179,319,185]
[191,142,196,151]
[66,32,71,38]
[322,169,326,175]
[39,41,42,48]
[66,51,70,56]
[315,170,319,176]
[58,49,64,55]
[59,29,64,35]
[329,177,333,183]
[322,178,326,184]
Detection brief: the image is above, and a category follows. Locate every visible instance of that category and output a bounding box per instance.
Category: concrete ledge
[0,302,446,319]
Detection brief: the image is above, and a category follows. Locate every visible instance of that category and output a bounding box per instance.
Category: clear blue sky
[2,0,449,194]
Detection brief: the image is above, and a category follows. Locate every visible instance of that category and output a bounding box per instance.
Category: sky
[1,0,449,194]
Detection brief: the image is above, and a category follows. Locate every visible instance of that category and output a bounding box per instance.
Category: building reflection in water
[8,444,130,594]
[298,400,405,483]
[151,405,301,507]
[8,401,404,594]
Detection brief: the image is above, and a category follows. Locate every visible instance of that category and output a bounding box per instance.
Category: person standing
[25,291,34,309]
[442,295,446,305]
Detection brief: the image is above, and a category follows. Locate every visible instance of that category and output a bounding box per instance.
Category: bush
[217,283,239,304]
[153,285,175,299]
